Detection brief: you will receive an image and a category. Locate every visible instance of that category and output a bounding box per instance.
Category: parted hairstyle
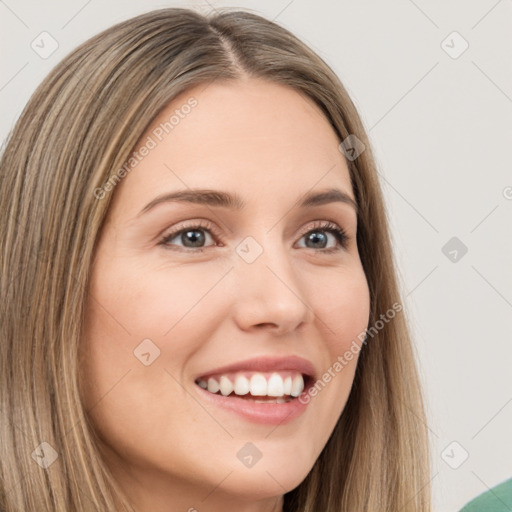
[0,7,431,511]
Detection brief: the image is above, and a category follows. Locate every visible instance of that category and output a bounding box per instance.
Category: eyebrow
[136,187,358,217]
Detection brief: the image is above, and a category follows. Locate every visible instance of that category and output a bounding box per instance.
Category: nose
[230,238,315,335]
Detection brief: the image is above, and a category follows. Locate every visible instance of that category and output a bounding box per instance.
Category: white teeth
[267,373,284,397]
[283,376,292,395]
[249,374,267,396]
[234,375,250,395]
[207,377,219,394]
[199,372,306,399]
[219,376,233,396]
[291,375,304,397]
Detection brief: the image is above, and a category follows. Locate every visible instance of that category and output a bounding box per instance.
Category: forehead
[111,78,353,215]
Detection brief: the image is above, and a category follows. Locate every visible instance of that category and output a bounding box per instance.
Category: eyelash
[158,219,349,255]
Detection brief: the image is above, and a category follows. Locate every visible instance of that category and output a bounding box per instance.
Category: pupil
[308,232,326,248]
[183,229,204,247]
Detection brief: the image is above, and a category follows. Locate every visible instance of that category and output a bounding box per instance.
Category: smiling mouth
[195,370,308,403]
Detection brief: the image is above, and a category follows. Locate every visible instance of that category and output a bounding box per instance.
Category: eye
[295,221,349,254]
[158,219,349,253]
[158,220,218,253]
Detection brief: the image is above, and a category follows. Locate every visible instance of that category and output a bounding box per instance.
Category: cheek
[311,264,370,352]
[301,264,370,439]
[79,257,230,409]
[86,256,227,344]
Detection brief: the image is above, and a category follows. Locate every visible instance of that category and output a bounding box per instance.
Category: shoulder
[459,477,512,512]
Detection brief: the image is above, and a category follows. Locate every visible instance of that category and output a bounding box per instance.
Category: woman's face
[81,78,370,511]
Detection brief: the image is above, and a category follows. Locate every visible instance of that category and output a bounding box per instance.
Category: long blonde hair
[0,7,431,511]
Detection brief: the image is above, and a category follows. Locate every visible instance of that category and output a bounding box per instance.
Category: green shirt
[459,477,512,511]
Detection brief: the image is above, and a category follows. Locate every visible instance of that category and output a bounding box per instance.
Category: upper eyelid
[162,219,220,238]
[297,219,346,235]
[162,218,347,235]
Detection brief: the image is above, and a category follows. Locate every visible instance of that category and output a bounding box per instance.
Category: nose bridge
[231,229,314,332]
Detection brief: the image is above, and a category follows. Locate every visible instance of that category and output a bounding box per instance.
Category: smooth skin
[80,78,371,512]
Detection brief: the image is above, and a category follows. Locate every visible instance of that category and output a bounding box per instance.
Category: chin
[219,443,314,498]
[219,467,308,500]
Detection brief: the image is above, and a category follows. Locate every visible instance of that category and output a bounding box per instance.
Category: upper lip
[195,355,317,381]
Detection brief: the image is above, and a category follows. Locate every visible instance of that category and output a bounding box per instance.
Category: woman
[0,7,431,511]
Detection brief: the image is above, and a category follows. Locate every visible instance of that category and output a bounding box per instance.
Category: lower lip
[194,384,311,425]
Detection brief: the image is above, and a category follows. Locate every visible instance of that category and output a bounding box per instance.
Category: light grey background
[1,1,511,510]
